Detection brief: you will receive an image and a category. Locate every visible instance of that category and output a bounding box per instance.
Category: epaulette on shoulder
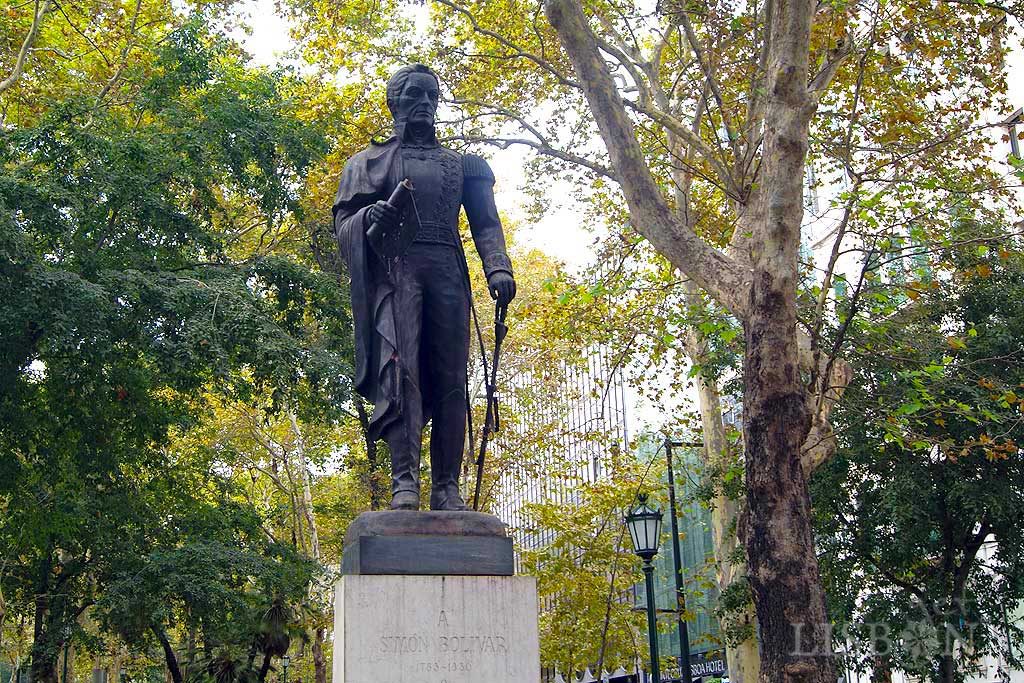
[463,153,495,182]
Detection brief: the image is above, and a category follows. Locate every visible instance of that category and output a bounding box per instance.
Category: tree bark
[741,0,835,679]
[685,345,761,683]
[152,626,183,683]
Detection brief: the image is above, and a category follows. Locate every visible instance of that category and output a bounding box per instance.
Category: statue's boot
[429,385,469,511]
[385,419,421,511]
[390,490,420,510]
[430,477,468,511]
[431,486,468,511]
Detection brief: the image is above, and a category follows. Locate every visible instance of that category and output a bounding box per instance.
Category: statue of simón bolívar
[332,63,517,512]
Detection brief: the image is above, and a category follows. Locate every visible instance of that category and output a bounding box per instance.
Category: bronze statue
[332,64,516,511]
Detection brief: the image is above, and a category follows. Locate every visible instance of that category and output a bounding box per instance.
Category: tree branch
[440,133,618,180]
[741,0,774,171]
[430,0,579,90]
[676,9,740,160]
[625,98,743,198]
[953,521,991,600]
[808,38,852,99]
[545,0,751,319]
[94,0,143,105]
[0,0,53,96]
[52,1,112,68]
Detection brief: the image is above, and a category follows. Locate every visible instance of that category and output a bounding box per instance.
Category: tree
[518,457,651,676]
[812,227,1024,683]
[0,16,351,683]
[96,460,316,683]
[174,393,360,683]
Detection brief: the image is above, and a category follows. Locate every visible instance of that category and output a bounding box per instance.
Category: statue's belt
[377,219,457,259]
[407,220,457,248]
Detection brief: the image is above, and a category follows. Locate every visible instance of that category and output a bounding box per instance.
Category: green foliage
[716,579,755,647]
[0,16,350,683]
[96,469,317,679]
[518,459,650,675]
[812,229,1024,682]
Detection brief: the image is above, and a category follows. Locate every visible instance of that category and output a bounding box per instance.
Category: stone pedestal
[333,575,539,683]
[341,511,514,576]
[332,511,540,682]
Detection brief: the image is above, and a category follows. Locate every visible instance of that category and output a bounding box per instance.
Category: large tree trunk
[742,0,835,679]
[543,1,836,680]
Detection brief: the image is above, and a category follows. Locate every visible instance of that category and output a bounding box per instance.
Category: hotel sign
[689,652,727,680]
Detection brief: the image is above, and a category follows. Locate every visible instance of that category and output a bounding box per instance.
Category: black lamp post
[665,438,697,683]
[626,494,664,683]
[281,656,290,683]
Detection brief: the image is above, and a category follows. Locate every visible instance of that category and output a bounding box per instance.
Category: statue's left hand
[487,271,516,307]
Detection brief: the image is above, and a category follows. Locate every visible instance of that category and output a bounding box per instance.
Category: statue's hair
[386,63,440,118]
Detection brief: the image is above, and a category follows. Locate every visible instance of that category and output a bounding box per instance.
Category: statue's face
[395,72,439,128]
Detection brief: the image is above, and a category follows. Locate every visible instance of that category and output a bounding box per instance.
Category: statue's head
[386,63,440,130]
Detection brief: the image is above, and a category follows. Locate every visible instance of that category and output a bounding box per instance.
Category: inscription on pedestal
[334,575,539,683]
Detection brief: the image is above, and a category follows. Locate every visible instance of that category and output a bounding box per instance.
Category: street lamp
[626,494,664,683]
[665,438,698,683]
[281,656,290,683]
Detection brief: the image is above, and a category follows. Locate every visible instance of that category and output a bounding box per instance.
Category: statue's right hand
[367,200,400,234]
